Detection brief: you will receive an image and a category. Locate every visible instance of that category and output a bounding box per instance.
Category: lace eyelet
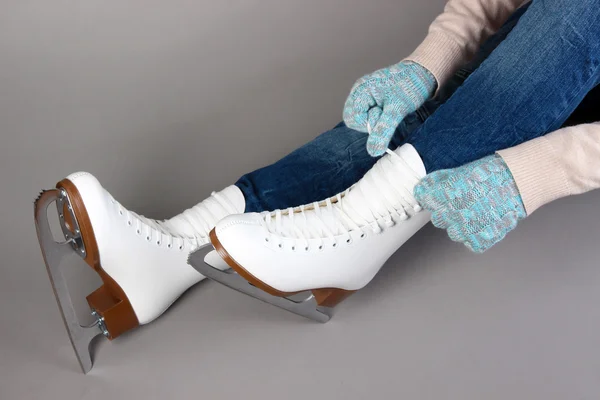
[360,233,366,239]
[346,238,352,244]
[265,238,269,242]
[179,245,183,250]
[318,245,323,250]
[157,241,161,245]
[278,243,283,249]
[291,246,296,251]
[119,210,123,215]
[146,236,150,241]
[332,243,337,248]
[304,246,309,251]
[136,229,141,235]
[168,244,172,248]
[127,221,132,226]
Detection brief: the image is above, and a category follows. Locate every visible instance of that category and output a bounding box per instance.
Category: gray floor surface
[2,1,599,399]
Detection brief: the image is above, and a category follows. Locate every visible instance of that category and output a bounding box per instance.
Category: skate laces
[261,148,422,248]
[111,196,197,250]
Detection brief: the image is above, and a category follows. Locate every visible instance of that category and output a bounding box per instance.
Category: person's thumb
[366,104,403,157]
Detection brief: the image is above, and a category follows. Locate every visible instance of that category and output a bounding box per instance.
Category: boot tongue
[340,144,426,225]
[163,185,246,238]
[220,185,246,213]
[395,143,426,177]
[340,165,397,224]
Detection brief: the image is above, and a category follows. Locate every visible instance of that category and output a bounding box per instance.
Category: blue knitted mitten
[343,61,436,157]
[414,154,527,253]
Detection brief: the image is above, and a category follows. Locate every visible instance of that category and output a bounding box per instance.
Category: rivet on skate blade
[91,310,110,338]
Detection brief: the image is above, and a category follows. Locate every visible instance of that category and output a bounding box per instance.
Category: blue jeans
[237,0,600,213]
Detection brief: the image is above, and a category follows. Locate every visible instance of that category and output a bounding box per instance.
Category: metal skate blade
[34,189,104,374]
[188,246,332,323]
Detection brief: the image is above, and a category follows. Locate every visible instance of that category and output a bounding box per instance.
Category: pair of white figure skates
[34,144,431,373]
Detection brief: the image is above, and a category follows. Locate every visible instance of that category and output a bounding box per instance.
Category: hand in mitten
[414,155,526,253]
[343,61,436,157]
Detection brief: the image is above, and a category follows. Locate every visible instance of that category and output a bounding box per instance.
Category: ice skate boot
[190,144,429,322]
[34,172,244,373]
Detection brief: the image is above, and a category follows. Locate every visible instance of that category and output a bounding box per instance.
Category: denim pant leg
[389,2,530,148]
[236,122,378,212]
[408,0,600,173]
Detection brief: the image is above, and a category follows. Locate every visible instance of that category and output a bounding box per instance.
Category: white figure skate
[34,172,243,373]
[189,144,430,322]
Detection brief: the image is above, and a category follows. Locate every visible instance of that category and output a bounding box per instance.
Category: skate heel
[86,275,138,340]
[56,178,140,340]
[312,288,356,308]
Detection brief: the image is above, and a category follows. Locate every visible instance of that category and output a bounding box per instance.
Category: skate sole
[209,228,354,308]
[56,179,139,339]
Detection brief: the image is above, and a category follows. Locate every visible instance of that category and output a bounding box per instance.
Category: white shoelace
[110,196,192,250]
[261,148,422,249]
[112,191,238,250]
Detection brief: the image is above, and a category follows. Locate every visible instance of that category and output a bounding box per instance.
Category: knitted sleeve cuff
[403,31,468,95]
[497,136,571,215]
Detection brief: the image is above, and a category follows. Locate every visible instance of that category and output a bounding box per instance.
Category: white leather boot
[211,144,429,307]
[52,172,244,338]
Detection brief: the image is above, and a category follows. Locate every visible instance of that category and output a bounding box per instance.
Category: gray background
[2,1,600,399]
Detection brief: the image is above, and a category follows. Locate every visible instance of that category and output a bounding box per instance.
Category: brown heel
[57,178,139,340]
[86,272,139,340]
[312,288,356,308]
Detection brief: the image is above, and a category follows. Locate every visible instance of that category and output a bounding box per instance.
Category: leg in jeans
[208,0,600,303]
[236,122,378,213]
[237,3,530,213]
[238,0,600,212]
[408,0,600,173]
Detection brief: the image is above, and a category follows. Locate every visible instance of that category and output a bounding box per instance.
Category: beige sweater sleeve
[497,123,600,215]
[405,0,527,88]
